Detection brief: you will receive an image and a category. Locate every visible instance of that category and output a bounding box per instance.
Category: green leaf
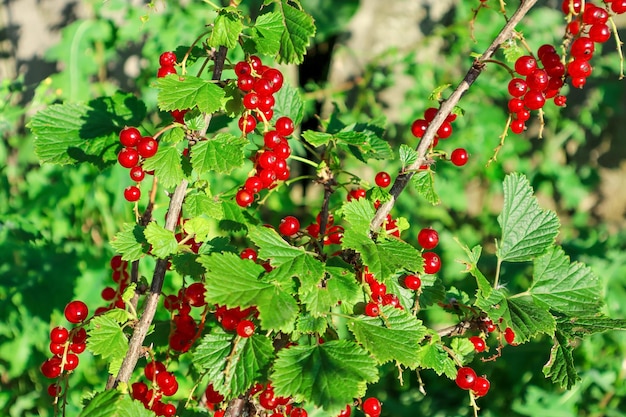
[141,143,184,189]
[277,1,316,64]
[193,328,273,399]
[29,93,146,168]
[161,126,185,144]
[209,7,244,49]
[199,252,298,332]
[336,129,392,162]
[507,296,556,343]
[191,134,247,175]
[543,330,579,389]
[450,337,476,364]
[271,340,379,414]
[156,74,225,114]
[87,314,128,362]
[272,82,304,126]
[557,315,626,337]
[302,130,333,147]
[248,225,306,266]
[531,246,603,316]
[171,253,205,278]
[144,222,179,259]
[340,199,376,236]
[325,266,360,311]
[110,223,147,261]
[296,313,328,335]
[347,306,427,367]
[184,191,224,219]
[399,144,418,169]
[497,173,559,262]
[415,338,457,379]
[410,170,440,205]
[251,11,283,55]
[79,390,155,417]
[184,216,212,243]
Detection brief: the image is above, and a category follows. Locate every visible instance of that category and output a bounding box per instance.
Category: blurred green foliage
[1,0,625,415]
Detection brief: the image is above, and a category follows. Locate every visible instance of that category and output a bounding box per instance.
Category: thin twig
[369,0,540,233]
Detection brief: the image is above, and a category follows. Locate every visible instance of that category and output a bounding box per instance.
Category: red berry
[583,4,609,25]
[249,55,262,70]
[374,171,391,187]
[70,342,86,354]
[568,59,592,78]
[514,55,537,76]
[236,320,255,337]
[124,185,141,202]
[537,44,557,61]
[526,69,549,91]
[279,216,300,237]
[290,407,307,417]
[162,403,177,417]
[510,119,526,134]
[235,189,254,208]
[424,107,438,122]
[612,1,626,14]
[144,360,166,381]
[571,37,595,60]
[119,127,141,147]
[404,274,421,290]
[41,357,62,379]
[258,151,278,169]
[259,388,277,410]
[561,0,582,14]
[244,92,261,110]
[274,142,291,159]
[450,148,469,166]
[129,166,145,182]
[240,248,258,261]
[117,147,140,168]
[63,353,79,371]
[157,66,176,78]
[257,94,276,112]
[411,118,428,138]
[263,130,283,149]
[507,78,528,97]
[263,68,284,92]
[49,342,65,355]
[417,227,439,249]
[238,115,257,134]
[422,251,441,274]
[157,371,179,396]
[455,366,477,390]
[205,383,225,403]
[507,98,524,113]
[504,327,516,345]
[469,336,486,352]
[436,121,453,139]
[362,397,381,417]
[364,302,380,317]
[589,24,611,43]
[473,376,491,397]
[275,116,295,136]
[554,95,567,107]
[50,326,69,344]
[523,90,546,111]
[338,404,352,417]
[159,51,177,67]
[64,300,88,323]
[184,282,206,307]
[48,383,62,397]
[237,75,255,91]
[234,61,252,77]
[137,136,158,158]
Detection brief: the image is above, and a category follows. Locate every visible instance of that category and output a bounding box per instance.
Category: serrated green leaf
[209,7,244,49]
[248,225,306,265]
[340,199,375,236]
[183,108,206,131]
[503,42,525,63]
[336,130,393,162]
[271,340,378,414]
[415,338,457,379]
[399,144,418,170]
[29,93,146,168]
[302,130,333,147]
[507,296,556,343]
[193,328,273,399]
[497,173,559,262]
[191,133,246,175]
[79,390,155,417]
[156,74,225,114]
[531,246,603,315]
[142,144,184,189]
[272,82,304,126]
[277,1,316,64]
[161,126,185,144]
[557,316,626,337]
[543,330,579,389]
[184,216,212,243]
[171,252,206,277]
[348,306,427,367]
[450,337,476,364]
[251,11,283,55]
[184,191,224,219]
[87,315,128,362]
[110,223,147,261]
[296,313,328,335]
[219,201,250,232]
[410,170,440,205]
[199,252,298,331]
[144,222,178,259]
[325,266,360,310]
[121,283,137,304]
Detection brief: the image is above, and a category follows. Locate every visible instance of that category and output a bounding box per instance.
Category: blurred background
[1,0,625,415]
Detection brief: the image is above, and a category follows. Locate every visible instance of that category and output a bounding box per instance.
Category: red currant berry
[507,78,528,97]
[571,37,595,60]
[234,61,252,77]
[404,274,421,290]
[279,216,300,237]
[424,107,438,122]
[436,121,453,139]
[422,251,441,274]
[511,119,526,134]
[254,78,273,96]
[237,75,255,91]
[63,353,79,371]
[526,69,549,91]
[362,397,381,417]
[41,357,62,379]
[259,388,277,410]
[128,165,145,182]
[290,407,307,417]
[137,136,158,158]
[117,147,140,168]
[583,4,609,25]
[374,171,391,187]
[347,188,367,201]
[567,59,592,78]
[364,301,380,317]
[263,130,283,149]
[157,371,179,396]
[275,116,295,136]
[589,24,611,43]
[411,118,429,138]
[338,404,352,417]
[70,342,86,354]
[507,98,524,113]
[537,44,557,61]
[144,360,166,381]
[258,151,278,169]
[243,92,260,110]
[162,404,177,417]
[184,282,206,307]
[561,0,582,14]
[119,127,141,147]
[554,95,567,107]
[124,185,141,202]
[257,94,276,112]
[514,55,537,76]
[47,383,62,397]
[238,114,257,134]
[473,376,491,397]
[50,326,69,344]
[64,300,88,323]
[417,227,439,249]
[523,90,546,111]
[159,51,177,67]
[157,66,176,78]
[205,383,225,403]
[455,366,477,390]
[236,320,255,337]
[240,248,258,261]
[450,148,469,166]
[469,336,486,352]
[262,68,284,92]
[248,55,262,70]
[612,1,626,14]
[49,342,65,355]
[504,327,516,345]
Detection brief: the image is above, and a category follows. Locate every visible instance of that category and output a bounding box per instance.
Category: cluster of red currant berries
[157,51,177,78]
[215,304,258,338]
[410,106,468,167]
[455,366,491,397]
[234,56,295,208]
[163,282,207,352]
[305,212,345,245]
[418,227,441,274]
[95,254,129,315]
[131,360,178,416]
[41,301,89,397]
[363,269,404,317]
[117,126,158,202]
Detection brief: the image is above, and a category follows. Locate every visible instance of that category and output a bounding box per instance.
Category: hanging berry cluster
[130,360,178,416]
[163,282,208,353]
[95,254,130,315]
[117,126,158,202]
[233,55,295,207]
[410,106,467,166]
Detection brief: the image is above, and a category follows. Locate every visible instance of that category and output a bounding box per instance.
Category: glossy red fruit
[240,248,258,261]
[205,383,225,403]
[41,357,62,378]
[507,78,528,97]
[561,0,582,14]
[362,397,382,417]
[119,127,141,147]
[526,69,549,91]
[275,116,295,136]
[237,75,255,91]
[162,403,177,417]
[375,171,391,187]
[129,166,145,182]
[64,300,88,323]
[364,302,380,317]
[236,189,254,207]
[124,185,141,202]
[504,327,516,345]
[259,388,277,410]
[537,44,557,61]
[404,274,422,291]
[469,336,486,352]
[249,55,262,70]
[417,228,439,249]
[47,383,62,397]
[411,118,428,138]
[137,136,158,158]
[157,371,179,396]
[450,148,469,166]
[63,353,79,371]
[570,37,595,60]
[159,51,177,67]
[514,55,537,76]
[157,66,176,78]
[184,282,206,307]
[144,361,167,381]
[50,326,69,344]
[238,114,257,134]
[455,366,477,390]
[117,147,140,168]
[236,320,255,338]
[472,376,491,397]
[337,404,352,417]
[567,59,592,78]
[290,407,308,417]
[422,251,441,274]
[436,121,453,139]
[263,68,284,92]
[589,23,611,43]
[279,216,300,237]
[523,90,546,111]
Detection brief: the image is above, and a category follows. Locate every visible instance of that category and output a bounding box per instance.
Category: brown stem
[369,0,540,232]
[107,45,228,389]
